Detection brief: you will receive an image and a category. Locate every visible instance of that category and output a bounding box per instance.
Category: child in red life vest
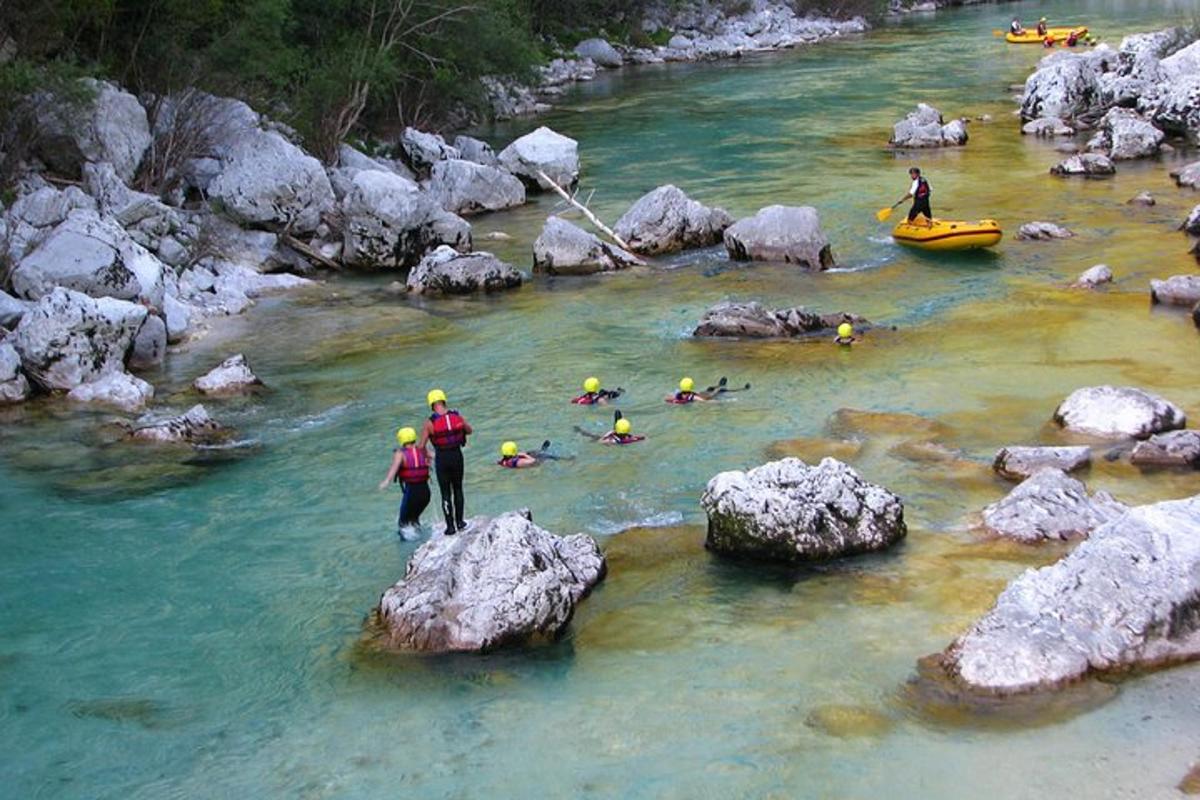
[379,426,431,535]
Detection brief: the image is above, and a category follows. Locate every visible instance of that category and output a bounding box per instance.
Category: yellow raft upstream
[892,218,1002,251]
[1005,26,1087,44]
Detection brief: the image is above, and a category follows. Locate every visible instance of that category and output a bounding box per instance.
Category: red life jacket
[572,392,601,405]
[429,410,467,449]
[666,391,696,405]
[915,177,931,199]
[498,456,521,468]
[613,433,644,445]
[396,446,429,484]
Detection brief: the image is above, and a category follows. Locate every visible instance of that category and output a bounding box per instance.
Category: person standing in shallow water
[378,426,430,536]
[418,389,473,534]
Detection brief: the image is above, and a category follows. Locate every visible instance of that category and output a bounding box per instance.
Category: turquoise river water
[4,1,1200,797]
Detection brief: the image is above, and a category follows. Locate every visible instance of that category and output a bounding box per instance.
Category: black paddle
[705,376,751,394]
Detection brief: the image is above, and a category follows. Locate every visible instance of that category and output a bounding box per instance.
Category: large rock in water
[406,245,522,296]
[428,159,525,216]
[980,468,1127,543]
[693,300,865,338]
[701,457,906,563]
[1131,430,1200,468]
[939,495,1200,694]
[723,205,834,269]
[889,103,968,148]
[374,511,606,652]
[1050,153,1116,177]
[993,445,1091,481]
[532,216,639,275]
[1019,49,1114,122]
[341,170,471,269]
[11,288,147,391]
[34,79,151,182]
[1150,275,1200,307]
[128,404,232,444]
[193,354,262,396]
[497,127,580,190]
[1086,107,1164,160]
[613,185,733,255]
[207,130,335,234]
[1054,385,1186,439]
[10,210,166,306]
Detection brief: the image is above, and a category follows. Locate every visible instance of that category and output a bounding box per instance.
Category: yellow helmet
[396,426,417,445]
[614,418,632,435]
[837,322,854,338]
[583,376,600,394]
[1040,16,1046,21]
[501,441,518,457]
[427,389,447,407]
[679,377,694,392]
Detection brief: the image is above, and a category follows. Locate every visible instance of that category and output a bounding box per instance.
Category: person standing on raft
[418,389,473,535]
[1009,17,1024,35]
[1036,17,1048,36]
[378,426,431,536]
[891,167,932,227]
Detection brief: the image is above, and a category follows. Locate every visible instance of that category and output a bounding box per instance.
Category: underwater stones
[701,457,906,563]
[1054,385,1186,439]
[406,246,522,296]
[1071,264,1112,288]
[532,216,640,275]
[67,371,155,412]
[723,205,833,269]
[980,467,1127,543]
[940,494,1200,694]
[128,404,232,444]
[374,511,606,652]
[1022,117,1075,137]
[193,354,262,396]
[1016,221,1074,241]
[1131,430,1200,468]
[11,287,147,391]
[692,300,864,338]
[993,445,1091,481]
[1150,274,1200,307]
[805,704,895,738]
[1050,153,1116,177]
[613,185,733,255]
[497,126,580,190]
[889,103,968,148]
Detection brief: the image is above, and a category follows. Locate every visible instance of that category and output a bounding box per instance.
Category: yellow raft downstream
[892,218,1002,251]
[1006,26,1087,44]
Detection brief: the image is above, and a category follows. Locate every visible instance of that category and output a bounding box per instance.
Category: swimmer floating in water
[497,440,572,468]
[665,376,752,403]
[575,410,645,445]
[572,376,624,405]
[834,322,858,346]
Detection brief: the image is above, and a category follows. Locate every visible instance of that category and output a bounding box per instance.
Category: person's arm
[462,419,473,435]
[417,420,432,450]
[379,450,403,490]
[517,454,538,467]
[574,425,602,442]
[598,431,617,444]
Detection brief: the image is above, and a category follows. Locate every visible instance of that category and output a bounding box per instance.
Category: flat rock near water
[193,354,262,396]
[128,404,232,444]
[693,301,864,339]
[1150,275,1200,307]
[940,495,1200,695]
[980,468,1127,543]
[993,445,1091,481]
[374,511,606,652]
[1050,153,1116,177]
[1054,385,1186,439]
[1016,221,1074,241]
[1131,430,1200,468]
[701,457,906,563]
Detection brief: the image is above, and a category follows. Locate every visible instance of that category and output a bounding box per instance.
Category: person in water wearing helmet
[1036,17,1048,36]
[575,411,645,445]
[891,167,932,227]
[418,389,473,535]
[1043,34,1056,48]
[497,440,568,469]
[378,426,431,536]
[665,377,710,404]
[1066,29,1080,47]
[834,321,858,346]
[572,376,624,405]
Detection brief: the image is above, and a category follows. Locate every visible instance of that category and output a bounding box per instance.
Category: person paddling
[418,389,473,535]
[572,376,624,405]
[1010,17,1024,35]
[378,426,431,537]
[497,440,568,469]
[665,377,709,404]
[575,411,645,445]
[890,167,932,227]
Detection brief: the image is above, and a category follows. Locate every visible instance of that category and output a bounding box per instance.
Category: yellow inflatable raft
[892,218,1002,251]
[1006,26,1087,44]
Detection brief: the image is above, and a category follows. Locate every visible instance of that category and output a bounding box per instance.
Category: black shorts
[909,196,932,222]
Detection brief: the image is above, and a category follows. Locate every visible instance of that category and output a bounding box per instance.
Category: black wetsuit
[399,482,430,526]
[909,177,932,222]
[435,447,465,533]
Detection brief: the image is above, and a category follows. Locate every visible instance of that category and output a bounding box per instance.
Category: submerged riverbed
[4,1,1200,797]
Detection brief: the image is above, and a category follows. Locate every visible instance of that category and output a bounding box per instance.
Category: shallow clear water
[5,1,1200,797]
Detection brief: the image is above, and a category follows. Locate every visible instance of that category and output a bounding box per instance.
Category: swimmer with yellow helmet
[417,389,473,534]
[666,376,751,403]
[378,425,431,536]
[834,321,857,345]
[575,410,646,445]
[572,376,625,405]
[497,439,571,469]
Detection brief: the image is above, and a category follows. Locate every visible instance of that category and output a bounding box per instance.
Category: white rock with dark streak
[940,495,1200,694]
[1016,221,1074,241]
[980,468,1127,543]
[1086,108,1163,160]
[1131,430,1200,468]
[34,79,151,182]
[128,313,167,370]
[701,457,906,563]
[1184,206,1200,236]
[574,38,624,68]
[1022,117,1075,137]
[498,127,580,190]
[428,159,525,216]
[724,205,833,269]
[532,216,639,275]
[693,300,865,338]
[451,135,499,167]
[375,511,606,652]
[67,371,154,412]
[341,170,471,269]
[1174,161,1200,189]
[406,245,522,296]
[128,404,232,444]
[993,446,1091,481]
[194,353,262,395]
[0,342,30,403]
[1150,275,1200,307]
[1019,48,1115,122]
[11,288,147,391]
[400,128,460,172]
[1054,385,1186,439]
[613,185,733,255]
[1050,153,1116,177]
[889,104,968,148]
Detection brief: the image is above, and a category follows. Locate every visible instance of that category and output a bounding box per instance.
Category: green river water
[4,1,1200,797]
